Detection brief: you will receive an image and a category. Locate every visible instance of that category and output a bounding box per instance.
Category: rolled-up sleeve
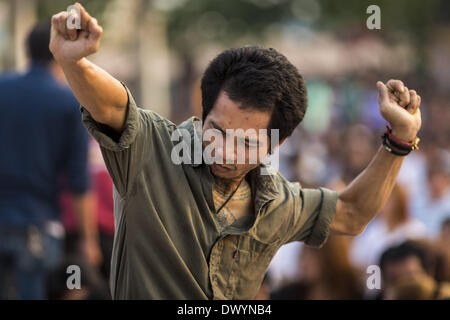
[285,187,338,248]
[80,84,173,197]
[81,84,139,152]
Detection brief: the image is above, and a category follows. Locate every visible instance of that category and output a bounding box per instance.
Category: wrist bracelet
[385,126,420,152]
[382,137,411,156]
[386,126,414,148]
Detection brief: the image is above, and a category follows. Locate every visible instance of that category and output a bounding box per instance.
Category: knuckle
[54,15,63,24]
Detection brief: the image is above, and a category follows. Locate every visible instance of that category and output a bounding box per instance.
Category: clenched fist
[376,79,422,142]
[49,2,103,63]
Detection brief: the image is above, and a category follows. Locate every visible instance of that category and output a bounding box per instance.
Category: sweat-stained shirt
[80,84,338,300]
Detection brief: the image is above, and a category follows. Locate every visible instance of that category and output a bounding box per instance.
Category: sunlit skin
[202,90,281,188]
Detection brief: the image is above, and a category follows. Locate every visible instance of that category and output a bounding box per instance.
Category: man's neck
[213,175,246,194]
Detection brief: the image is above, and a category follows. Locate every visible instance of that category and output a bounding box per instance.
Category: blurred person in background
[340,124,377,184]
[378,240,448,300]
[0,22,101,299]
[423,97,450,151]
[86,138,115,280]
[435,218,450,274]
[62,137,115,284]
[271,236,364,300]
[389,272,450,300]
[414,148,450,236]
[351,184,427,269]
[427,238,450,284]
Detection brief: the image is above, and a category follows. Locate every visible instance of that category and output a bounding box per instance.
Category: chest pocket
[232,234,280,299]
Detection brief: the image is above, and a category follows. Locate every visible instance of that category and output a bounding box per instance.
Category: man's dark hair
[201,46,307,141]
[379,241,431,275]
[26,21,53,65]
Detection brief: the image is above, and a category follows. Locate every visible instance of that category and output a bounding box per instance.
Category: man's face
[383,255,426,298]
[202,90,272,179]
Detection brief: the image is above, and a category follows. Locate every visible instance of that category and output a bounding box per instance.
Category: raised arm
[331,80,422,236]
[50,2,128,132]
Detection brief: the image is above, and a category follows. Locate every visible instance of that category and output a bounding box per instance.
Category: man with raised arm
[50,3,422,299]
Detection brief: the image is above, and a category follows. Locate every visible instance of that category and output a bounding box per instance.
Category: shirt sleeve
[80,83,174,197]
[285,187,338,248]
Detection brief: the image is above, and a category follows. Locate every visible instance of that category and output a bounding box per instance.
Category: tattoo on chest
[212,182,252,230]
[215,206,237,229]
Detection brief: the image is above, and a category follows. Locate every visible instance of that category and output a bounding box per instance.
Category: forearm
[60,58,128,131]
[71,192,103,266]
[334,146,404,234]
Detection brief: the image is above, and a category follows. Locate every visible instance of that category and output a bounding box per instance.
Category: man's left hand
[376,79,422,142]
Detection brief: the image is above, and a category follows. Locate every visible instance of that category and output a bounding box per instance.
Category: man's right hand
[48,2,127,132]
[50,2,103,64]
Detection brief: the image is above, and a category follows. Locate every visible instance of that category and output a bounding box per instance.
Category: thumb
[376,81,389,105]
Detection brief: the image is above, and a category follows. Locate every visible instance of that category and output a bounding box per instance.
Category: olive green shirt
[81,85,338,300]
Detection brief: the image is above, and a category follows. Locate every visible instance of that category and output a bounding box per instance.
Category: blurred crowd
[0,19,449,300]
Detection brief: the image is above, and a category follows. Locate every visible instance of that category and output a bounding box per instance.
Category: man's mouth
[212,163,234,172]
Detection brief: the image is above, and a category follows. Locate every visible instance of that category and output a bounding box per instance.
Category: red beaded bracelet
[385,126,420,151]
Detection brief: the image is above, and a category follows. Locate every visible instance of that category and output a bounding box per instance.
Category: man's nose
[219,137,237,164]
